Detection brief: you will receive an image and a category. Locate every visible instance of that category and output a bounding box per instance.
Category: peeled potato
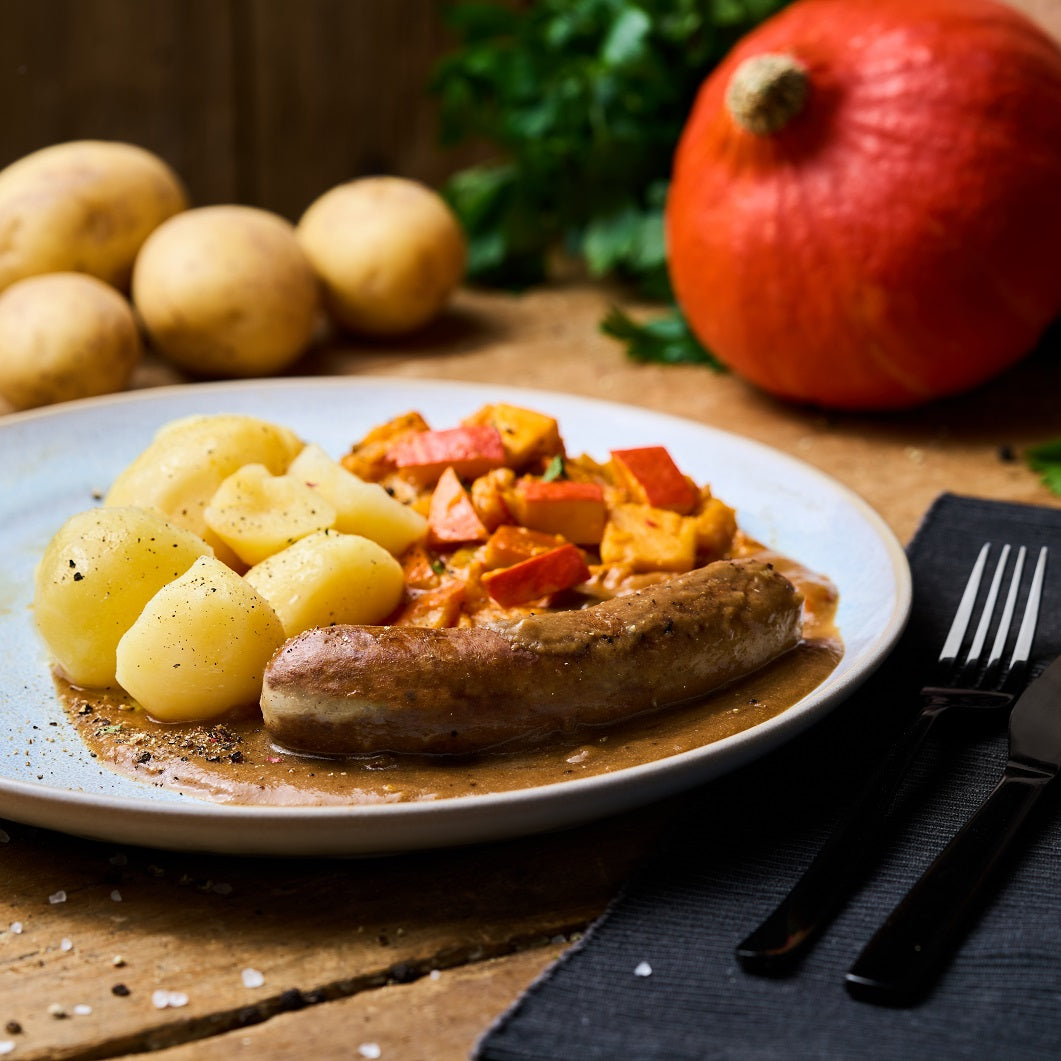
[32,506,212,688]
[115,556,285,722]
[204,463,337,566]
[296,176,466,336]
[244,530,405,637]
[0,139,187,294]
[105,414,304,554]
[0,272,142,411]
[288,443,426,555]
[132,204,321,377]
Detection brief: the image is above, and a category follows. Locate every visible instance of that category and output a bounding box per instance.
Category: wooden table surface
[3,282,1061,1060]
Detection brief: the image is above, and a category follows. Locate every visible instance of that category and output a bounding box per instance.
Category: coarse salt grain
[60,938,73,952]
[9,922,22,935]
[634,960,653,977]
[48,890,66,905]
[241,968,265,989]
[110,890,122,902]
[73,1004,92,1016]
[0,1041,14,1055]
[358,1044,382,1060]
[151,990,189,1010]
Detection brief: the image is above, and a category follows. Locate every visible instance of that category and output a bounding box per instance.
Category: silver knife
[845,653,1061,1005]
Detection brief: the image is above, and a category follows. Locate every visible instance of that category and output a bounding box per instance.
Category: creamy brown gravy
[56,553,842,807]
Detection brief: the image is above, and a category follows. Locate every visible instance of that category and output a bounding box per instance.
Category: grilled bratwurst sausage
[260,557,803,756]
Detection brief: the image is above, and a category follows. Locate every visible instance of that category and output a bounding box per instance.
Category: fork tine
[966,544,1011,665]
[986,546,1024,669]
[939,543,990,664]
[1009,545,1047,668]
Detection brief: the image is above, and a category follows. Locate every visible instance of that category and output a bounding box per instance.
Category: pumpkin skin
[666,0,1061,410]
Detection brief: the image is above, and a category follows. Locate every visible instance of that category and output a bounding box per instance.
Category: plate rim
[0,376,912,856]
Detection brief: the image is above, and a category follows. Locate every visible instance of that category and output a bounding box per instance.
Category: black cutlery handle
[845,766,1053,1006]
[737,707,943,975]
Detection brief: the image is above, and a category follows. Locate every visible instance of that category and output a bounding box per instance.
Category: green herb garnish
[542,454,566,481]
[432,0,789,295]
[1026,440,1061,496]
[600,304,724,368]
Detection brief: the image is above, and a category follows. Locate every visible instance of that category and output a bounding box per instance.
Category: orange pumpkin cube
[483,524,567,569]
[463,403,564,468]
[428,467,489,546]
[508,478,607,545]
[609,446,698,513]
[391,581,467,628]
[600,503,698,572]
[481,543,590,607]
[388,424,506,486]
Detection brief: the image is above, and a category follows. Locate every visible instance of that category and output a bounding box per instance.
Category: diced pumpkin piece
[507,478,608,545]
[428,466,489,546]
[462,403,564,468]
[341,411,430,481]
[401,542,446,590]
[387,424,506,486]
[203,463,336,566]
[483,524,567,569]
[391,581,467,628]
[609,446,698,513]
[695,497,738,560]
[599,502,697,573]
[481,543,590,608]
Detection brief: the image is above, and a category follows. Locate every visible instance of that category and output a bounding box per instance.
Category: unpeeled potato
[0,139,187,294]
[0,272,143,410]
[296,176,466,336]
[132,205,322,377]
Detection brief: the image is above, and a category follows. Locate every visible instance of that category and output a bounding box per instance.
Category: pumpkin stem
[726,53,809,136]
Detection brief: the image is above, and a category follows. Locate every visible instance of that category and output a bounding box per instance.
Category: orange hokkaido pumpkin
[666,0,1061,410]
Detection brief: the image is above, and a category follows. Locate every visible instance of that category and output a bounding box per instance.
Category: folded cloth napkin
[476,494,1061,1061]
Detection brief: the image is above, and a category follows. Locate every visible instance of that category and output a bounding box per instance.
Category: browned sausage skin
[260,558,803,756]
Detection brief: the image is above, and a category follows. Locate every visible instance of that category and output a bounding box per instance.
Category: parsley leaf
[432,0,790,294]
[600,304,725,368]
[1026,440,1061,496]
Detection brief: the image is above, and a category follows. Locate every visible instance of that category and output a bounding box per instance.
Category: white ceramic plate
[0,378,910,856]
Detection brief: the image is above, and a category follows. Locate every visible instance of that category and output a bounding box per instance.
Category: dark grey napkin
[476,494,1061,1061]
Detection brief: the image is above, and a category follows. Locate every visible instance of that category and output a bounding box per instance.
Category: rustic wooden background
[0,0,479,222]
[0,0,1059,222]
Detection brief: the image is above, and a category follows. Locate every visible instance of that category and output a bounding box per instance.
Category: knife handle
[736,707,943,975]
[845,765,1053,1006]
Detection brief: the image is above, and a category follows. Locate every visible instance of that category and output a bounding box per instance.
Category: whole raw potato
[0,140,187,294]
[296,176,466,336]
[132,205,322,378]
[0,272,142,410]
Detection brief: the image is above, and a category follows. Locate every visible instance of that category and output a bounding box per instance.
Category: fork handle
[845,764,1055,1006]
[736,707,943,975]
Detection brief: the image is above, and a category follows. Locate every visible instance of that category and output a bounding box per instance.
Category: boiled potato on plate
[115,556,285,722]
[203,463,337,566]
[244,529,405,637]
[288,443,426,555]
[33,506,212,688]
[104,414,304,557]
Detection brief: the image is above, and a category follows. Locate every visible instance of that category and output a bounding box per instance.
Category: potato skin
[0,140,187,294]
[132,204,322,378]
[0,272,142,410]
[296,176,466,336]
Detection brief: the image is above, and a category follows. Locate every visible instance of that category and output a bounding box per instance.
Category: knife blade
[845,653,1061,1006]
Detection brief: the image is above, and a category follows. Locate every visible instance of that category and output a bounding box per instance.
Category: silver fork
[737,543,1048,976]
